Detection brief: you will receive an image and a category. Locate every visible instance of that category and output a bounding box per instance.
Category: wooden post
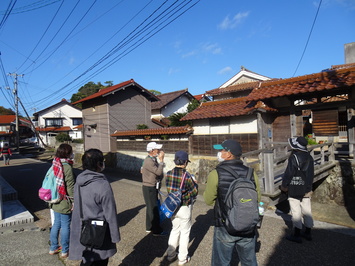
[321,145,325,165]
[263,150,275,194]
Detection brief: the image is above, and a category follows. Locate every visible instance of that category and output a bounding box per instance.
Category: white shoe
[178,256,191,265]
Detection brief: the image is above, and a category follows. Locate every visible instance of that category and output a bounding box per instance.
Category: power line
[32,0,200,107]
[292,0,322,77]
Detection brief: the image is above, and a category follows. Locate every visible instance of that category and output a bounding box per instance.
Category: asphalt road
[1,154,355,266]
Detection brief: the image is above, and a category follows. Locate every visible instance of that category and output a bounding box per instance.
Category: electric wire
[33,0,200,107]
[292,0,322,77]
[22,0,83,74]
[4,0,61,14]
[0,0,17,30]
[0,53,15,108]
[17,0,65,71]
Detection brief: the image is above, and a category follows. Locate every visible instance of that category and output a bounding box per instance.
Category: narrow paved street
[1,155,355,265]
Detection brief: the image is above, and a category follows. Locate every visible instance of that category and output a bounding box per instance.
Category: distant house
[151,89,195,123]
[73,79,159,152]
[0,115,33,146]
[182,63,355,155]
[194,93,211,103]
[33,99,83,147]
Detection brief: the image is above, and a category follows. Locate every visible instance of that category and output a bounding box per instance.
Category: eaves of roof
[111,126,193,137]
[206,81,261,97]
[36,126,71,132]
[151,89,194,110]
[180,97,277,121]
[73,79,159,105]
[33,99,81,116]
[247,66,355,101]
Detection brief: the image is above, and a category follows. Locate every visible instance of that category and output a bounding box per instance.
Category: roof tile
[111,126,192,137]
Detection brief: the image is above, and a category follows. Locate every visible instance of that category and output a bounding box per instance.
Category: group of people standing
[46,135,315,266]
[141,137,315,266]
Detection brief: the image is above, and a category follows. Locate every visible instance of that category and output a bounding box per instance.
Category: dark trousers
[142,185,162,234]
[80,258,109,266]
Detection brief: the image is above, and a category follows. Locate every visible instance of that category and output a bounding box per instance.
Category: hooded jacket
[282,150,314,197]
[69,169,120,262]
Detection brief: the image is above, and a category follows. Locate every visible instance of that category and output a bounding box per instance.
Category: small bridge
[241,142,339,199]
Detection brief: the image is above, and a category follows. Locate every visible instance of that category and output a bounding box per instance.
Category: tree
[0,106,15,115]
[149,90,161,95]
[70,81,113,104]
[187,99,200,113]
[168,112,191,127]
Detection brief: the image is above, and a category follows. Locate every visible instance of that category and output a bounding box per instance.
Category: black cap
[213,139,242,157]
[175,150,190,162]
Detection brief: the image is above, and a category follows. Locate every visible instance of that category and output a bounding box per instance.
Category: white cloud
[168,67,180,75]
[182,50,197,58]
[218,66,233,75]
[202,43,222,54]
[218,11,250,30]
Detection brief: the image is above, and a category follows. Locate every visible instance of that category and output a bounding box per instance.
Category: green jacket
[203,168,261,206]
[50,162,75,214]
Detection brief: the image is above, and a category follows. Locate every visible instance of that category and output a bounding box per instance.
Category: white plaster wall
[191,116,257,135]
[38,103,82,127]
[230,116,257,133]
[161,96,191,118]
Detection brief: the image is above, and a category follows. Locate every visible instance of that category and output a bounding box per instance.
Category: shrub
[55,133,72,142]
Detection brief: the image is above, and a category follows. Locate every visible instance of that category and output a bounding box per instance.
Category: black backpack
[218,166,259,236]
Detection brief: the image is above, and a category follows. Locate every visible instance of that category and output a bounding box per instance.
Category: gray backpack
[218,166,259,236]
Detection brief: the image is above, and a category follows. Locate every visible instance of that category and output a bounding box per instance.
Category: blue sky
[0,0,354,115]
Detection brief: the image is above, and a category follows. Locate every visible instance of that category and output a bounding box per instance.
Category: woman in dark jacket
[69,149,120,266]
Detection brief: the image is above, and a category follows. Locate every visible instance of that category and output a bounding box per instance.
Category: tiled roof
[0,115,31,125]
[151,89,193,110]
[73,79,158,105]
[181,97,277,121]
[111,126,193,137]
[0,115,16,124]
[247,66,355,101]
[36,126,71,132]
[73,124,83,129]
[330,62,355,70]
[206,81,260,97]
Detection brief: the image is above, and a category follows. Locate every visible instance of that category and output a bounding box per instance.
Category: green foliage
[149,89,162,95]
[137,124,148,129]
[55,133,72,142]
[305,135,317,145]
[70,81,113,105]
[168,112,191,127]
[0,106,15,115]
[187,99,200,113]
[72,138,84,143]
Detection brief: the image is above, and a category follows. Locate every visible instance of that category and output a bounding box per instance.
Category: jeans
[50,211,72,253]
[167,205,193,262]
[212,226,257,266]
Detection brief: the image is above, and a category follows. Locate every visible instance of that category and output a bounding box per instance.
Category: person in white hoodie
[69,149,120,265]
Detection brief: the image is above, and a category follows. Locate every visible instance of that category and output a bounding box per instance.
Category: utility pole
[9,73,24,152]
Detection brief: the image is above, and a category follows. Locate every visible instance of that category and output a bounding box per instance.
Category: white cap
[146,142,163,151]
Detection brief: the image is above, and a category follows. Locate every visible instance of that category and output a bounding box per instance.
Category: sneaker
[153,231,168,237]
[167,254,177,262]
[286,234,302,243]
[49,247,61,255]
[60,252,68,259]
[146,230,151,233]
[178,256,191,265]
